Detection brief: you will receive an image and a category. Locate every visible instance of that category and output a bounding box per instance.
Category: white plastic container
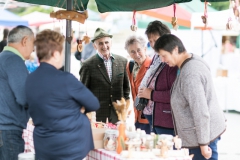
[18,153,35,160]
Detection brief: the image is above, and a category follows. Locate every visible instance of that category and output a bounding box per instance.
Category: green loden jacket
[80,54,130,123]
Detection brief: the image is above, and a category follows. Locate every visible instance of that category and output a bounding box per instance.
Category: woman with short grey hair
[125,35,152,134]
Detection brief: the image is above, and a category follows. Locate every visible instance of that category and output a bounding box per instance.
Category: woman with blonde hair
[25,29,100,159]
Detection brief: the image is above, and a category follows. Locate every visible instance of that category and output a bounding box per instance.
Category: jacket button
[109,104,111,106]
[110,95,112,97]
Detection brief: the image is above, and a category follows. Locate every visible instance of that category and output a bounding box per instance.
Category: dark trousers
[144,114,174,136]
[0,130,24,160]
[135,113,151,134]
[189,137,220,160]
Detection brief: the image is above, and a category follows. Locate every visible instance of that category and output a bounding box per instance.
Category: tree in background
[211,2,231,11]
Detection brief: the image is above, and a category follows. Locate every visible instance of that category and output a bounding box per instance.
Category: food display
[88,98,192,159]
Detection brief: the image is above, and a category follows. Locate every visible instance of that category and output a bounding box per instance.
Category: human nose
[103,43,107,49]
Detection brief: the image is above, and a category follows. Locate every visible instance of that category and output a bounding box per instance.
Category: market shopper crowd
[0,21,226,160]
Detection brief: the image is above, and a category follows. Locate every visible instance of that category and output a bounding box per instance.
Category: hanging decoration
[130,10,137,31]
[226,17,233,30]
[171,3,178,31]
[232,0,240,23]
[226,0,234,30]
[201,0,208,28]
[74,0,90,52]
[50,0,88,24]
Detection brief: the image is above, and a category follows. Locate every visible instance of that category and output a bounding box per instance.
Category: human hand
[200,145,212,159]
[138,87,152,99]
[80,106,85,113]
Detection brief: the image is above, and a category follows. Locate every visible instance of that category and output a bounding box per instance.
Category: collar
[142,56,152,68]
[3,46,25,60]
[97,52,115,61]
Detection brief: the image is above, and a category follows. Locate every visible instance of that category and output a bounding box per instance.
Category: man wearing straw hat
[80,28,130,124]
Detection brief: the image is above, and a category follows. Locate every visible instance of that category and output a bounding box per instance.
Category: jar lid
[105,129,118,135]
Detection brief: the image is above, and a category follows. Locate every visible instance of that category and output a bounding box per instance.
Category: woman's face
[127,42,147,65]
[158,49,178,67]
[147,34,160,49]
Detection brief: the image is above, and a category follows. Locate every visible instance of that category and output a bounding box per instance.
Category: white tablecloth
[86,149,192,160]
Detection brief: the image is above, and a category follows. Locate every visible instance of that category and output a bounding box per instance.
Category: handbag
[135,96,148,111]
[134,62,165,111]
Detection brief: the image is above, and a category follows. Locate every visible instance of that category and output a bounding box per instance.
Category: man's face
[147,34,160,49]
[93,37,112,57]
[25,35,35,60]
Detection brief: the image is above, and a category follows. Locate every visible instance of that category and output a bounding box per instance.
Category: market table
[86,149,192,160]
[23,123,192,160]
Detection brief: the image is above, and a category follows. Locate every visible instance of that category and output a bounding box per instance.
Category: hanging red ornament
[233,0,239,18]
[226,17,233,30]
[130,10,137,31]
[171,3,178,30]
[201,0,208,28]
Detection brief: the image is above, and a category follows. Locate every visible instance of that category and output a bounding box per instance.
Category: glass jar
[103,129,118,151]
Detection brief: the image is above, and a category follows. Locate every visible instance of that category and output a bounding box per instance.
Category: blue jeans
[189,137,220,160]
[144,114,174,136]
[0,130,24,160]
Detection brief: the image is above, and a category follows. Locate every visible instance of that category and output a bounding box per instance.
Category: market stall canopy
[0,9,28,26]
[139,4,191,28]
[21,11,57,27]
[178,0,217,12]
[14,0,229,13]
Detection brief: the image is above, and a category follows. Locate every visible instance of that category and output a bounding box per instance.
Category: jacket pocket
[117,73,124,77]
[163,110,171,113]
[182,126,196,131]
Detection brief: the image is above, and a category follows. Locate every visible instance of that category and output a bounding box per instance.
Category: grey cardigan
[171,54,226,148]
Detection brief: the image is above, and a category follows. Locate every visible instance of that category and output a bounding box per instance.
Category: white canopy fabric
[191,8,240,31]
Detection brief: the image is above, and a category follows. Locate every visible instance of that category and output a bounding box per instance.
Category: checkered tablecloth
[86,149,192,160]
[23,123,192,160]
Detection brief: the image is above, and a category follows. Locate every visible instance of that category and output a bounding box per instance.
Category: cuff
[151,90,154,101]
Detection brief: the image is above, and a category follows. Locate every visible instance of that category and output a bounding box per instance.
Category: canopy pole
[64,0,73,72]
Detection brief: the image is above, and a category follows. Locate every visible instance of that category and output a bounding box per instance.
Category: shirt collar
[97,52,115,61]
[3,46,25,60]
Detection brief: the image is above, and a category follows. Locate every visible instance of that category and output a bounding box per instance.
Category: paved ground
[218,111,240,160]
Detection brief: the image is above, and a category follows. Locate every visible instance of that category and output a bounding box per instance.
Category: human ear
[173,47,178,55]
[21,36,28,47]
[52,51,61,61]
[93,42,98,50]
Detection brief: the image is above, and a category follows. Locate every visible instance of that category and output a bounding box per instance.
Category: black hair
[145,20,171,37]
[154,34,186,54]
[3,28,9,39]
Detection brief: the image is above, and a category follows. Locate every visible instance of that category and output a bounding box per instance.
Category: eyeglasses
[130,48,143,55]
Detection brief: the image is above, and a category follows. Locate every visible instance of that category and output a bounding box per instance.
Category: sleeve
[139,55,159,88]
[123,60,130,100]
[5,56,29,108]
[151,66,177,103]
[74,51,81,61]
[79,62,90,88]
[182,73,210,145]
[67,73,100,112]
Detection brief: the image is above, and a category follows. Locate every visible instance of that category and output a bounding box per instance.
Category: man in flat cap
[80,28,130,124]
